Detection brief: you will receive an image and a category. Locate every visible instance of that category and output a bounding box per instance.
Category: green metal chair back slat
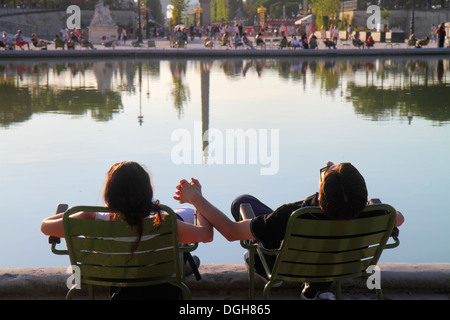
[285,232,387,252]
[243,203,399,299]
[69,231,174,253]
[72,245,175,266]
[78,260,177,280]
[282,245,379,264]
[291,211,395,237]
[60,204,194,300]
[66,217,174,237]
[276,259,373,280]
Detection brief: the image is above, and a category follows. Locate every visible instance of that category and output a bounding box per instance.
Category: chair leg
[248,247,255,300]
[262,281,274,300]
[88,285,95,300]
[65,285,77,300]
[335,280,342,300]
[179,282,192,300]
[376,288,384,300]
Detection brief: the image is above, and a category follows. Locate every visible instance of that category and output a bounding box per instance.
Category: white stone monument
[88,1,118,44]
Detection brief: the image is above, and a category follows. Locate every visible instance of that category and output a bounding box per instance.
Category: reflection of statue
[88,1,118,44]
[89,0,117,27]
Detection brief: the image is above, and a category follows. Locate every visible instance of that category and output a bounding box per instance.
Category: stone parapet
[0,263,449,300]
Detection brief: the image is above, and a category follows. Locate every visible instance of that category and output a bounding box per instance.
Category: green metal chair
[240,203,399,300]
[131,40,142,47]
[176,40,186,49]
[49,204,197,300]
[54,39,65,50]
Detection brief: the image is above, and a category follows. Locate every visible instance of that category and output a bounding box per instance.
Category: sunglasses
[319,163,351,181]
[319,166,331,181]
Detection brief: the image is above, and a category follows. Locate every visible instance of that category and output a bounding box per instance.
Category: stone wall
[0,10,134,40]
[350,9,450,38]
[1,9,449,40]
[1,263,449,299]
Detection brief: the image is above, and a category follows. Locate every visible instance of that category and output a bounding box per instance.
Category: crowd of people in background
[0,21,448,51]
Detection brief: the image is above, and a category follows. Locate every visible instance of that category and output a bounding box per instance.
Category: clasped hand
[173,178,202,204]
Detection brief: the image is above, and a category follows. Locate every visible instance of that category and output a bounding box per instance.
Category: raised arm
[176,208,214,244]
[174,178,254,242]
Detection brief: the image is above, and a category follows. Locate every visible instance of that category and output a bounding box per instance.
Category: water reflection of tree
[0,84,123,128]
[169,61,190,118]
[346,59,449,125]
[348,84,450,126]
[1,58,449,128]
[0,82,32,128]
[0,62,124,128]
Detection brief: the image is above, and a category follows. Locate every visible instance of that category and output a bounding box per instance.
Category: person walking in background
[120,27,128,44]
[430,24,437,42]
[437,23,446,48]
[320,25,326,39]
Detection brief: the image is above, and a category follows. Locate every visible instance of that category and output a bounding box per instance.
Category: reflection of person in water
[437,60,444,83]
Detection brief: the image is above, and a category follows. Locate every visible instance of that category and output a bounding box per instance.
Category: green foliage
[311,0,340,18]
[211,0,230,22]
[170,0,190,25]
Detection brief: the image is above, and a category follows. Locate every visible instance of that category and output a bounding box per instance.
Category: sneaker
[300,283,319,300]
[243,251,282,287]
[318,292,336,300]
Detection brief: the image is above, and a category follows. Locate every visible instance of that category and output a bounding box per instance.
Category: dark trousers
[231,194,331,292]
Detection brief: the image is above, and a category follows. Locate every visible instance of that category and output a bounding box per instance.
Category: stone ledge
[0,263,449,299]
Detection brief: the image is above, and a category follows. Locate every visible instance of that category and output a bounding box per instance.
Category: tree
[170,0,189,25]
[211,0,230,22]
[311,0,340,19]
[148,0,164,25]
[311,0,340,28]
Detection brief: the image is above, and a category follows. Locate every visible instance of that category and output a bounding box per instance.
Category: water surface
[1,57,449,268]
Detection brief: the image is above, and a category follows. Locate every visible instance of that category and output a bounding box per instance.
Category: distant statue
[89,0,117,27]
[88,1,118,44]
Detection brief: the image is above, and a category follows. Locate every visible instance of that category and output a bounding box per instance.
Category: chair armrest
[368,198,400,249]
[385,235,400,249]
[257,243,281,256]
[48,236,68,255]
[239,204,257,250]
[239,203,255,220]
[179,242,198,252]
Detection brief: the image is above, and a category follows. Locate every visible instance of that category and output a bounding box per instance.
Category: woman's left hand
[174,178,202,204]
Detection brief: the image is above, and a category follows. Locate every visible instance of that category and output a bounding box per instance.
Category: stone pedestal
[88,1,118,44]
[199,0,211,26]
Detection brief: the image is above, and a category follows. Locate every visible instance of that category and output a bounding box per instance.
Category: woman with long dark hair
[41,161,213,299]
[41,161,213,244]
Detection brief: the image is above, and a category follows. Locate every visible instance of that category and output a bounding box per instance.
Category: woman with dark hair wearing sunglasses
[175,161,404,300]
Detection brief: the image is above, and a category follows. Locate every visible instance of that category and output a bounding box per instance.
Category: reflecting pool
[1,56,449,268]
